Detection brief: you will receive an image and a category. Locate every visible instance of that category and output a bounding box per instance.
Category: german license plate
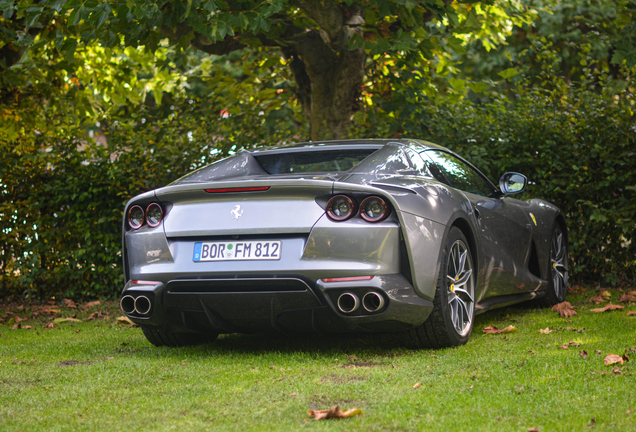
[193,240,282,262]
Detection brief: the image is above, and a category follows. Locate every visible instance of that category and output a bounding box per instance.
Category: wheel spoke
[455,301,464,333]
[555,233,564,261]
[459,298,470,328]
[450,246,458,276]
[454,287,474,303]
[553,273,561,297]
[449,299,458,328]
[457,250,467,276]
[454,268,473,287]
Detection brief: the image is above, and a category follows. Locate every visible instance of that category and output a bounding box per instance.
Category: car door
[418,150,536,300]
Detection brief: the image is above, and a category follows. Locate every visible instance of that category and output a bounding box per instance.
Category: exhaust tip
[337,293,360,314]
[134,295,152,315]
[362,291,385,313]
[120,295,136,314]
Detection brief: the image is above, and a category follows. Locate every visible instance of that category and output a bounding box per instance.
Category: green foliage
[0,47,303,300]
[430,84,635,284]
[354,44,636,284]
[457,0,636,87]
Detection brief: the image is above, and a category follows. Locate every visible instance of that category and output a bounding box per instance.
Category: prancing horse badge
[231,205,243,221]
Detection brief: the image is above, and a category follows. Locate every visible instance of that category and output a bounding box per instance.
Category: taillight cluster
[127,203,164,230]
[326,195,390,223]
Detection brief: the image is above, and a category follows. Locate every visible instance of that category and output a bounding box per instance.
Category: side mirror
[499,172,527,195]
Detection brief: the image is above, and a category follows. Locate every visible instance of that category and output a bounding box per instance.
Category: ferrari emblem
[529,212,537,226]
[231,205,243,221]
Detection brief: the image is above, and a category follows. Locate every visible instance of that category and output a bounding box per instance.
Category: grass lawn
[1,286,635,431]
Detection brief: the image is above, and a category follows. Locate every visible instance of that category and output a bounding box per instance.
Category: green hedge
[0,94,300,300]
[356,74,636,285]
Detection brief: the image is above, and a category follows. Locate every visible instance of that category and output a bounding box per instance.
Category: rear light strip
[322,276,375,282]
[204,186,270,193]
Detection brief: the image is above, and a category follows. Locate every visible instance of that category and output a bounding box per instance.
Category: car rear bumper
[121,274,433,335]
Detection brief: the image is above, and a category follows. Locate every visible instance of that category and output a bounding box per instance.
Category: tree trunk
[285,32,365,141]
[286,2,366,141]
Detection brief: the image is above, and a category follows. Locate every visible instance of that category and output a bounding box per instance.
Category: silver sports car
[120,139,568,348]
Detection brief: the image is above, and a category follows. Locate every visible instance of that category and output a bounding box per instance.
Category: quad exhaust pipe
[120,295,136,314]
[336,291,386,314]
[134,296,152,315]
[337,293,360,314]
[120,294,152,316]
[362,291,386,312]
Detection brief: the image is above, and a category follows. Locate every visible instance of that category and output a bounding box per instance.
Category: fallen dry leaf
[308,406,363,421]
[483,325,518,334]
[627,311,636,316]
[590,303,624,313]
[552,302,577,317]
[588,296,607,304]
[629,291,636,296]
[613,368,621,374]
[579,350,588,360]
[23,325,32,329]
[11,323,20,330]
[528,428,540,432]
[413,382,421,389]
[62,299,77,309]
[619,295,636,303]
[53,317,82,324]
[44,322,57,329]
[35,305,62,314]
[116,316,137,326]
[568,285,588,295]
[599,290,612,298]
[86,311,104,321]
[529,350,537,355]
[84,301,101,308]
[604,354,624,366]
[596,350,602,355]
[539,327,553,334]
[560,341,581,350]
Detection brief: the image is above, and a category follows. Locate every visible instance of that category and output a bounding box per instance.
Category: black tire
[538,224,568,307]
[141,327,218,347]
[405,227,476,349]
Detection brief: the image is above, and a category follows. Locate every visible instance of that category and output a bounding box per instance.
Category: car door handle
[474,207,481,220]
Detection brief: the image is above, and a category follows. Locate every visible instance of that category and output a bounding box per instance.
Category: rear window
[253,149,378,174]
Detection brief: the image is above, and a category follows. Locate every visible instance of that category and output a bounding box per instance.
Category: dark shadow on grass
[131,330,419,359]
[130,302,556,358]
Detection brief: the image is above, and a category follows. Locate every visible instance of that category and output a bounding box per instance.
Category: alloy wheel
[550,228,568,300]
[446,240,475,336]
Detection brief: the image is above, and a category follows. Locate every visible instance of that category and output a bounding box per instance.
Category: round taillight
[128,205,144,230]
[146,203,163,227]
[359,196,389,222]
[326,195,356,221]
